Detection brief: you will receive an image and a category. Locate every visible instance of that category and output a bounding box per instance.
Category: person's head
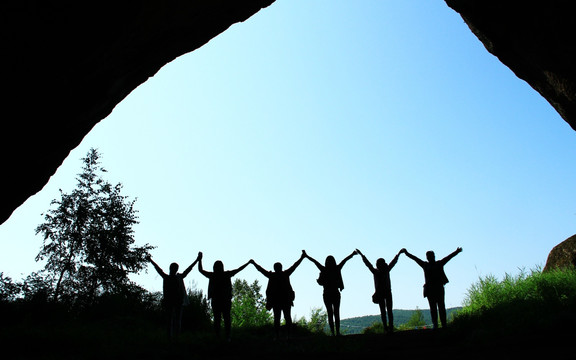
[325,255,336,268]
[213,260,224,273]
[274,262,283,272]
[426,251,436,262]
[376,258,387,270]
[169,262,179,275]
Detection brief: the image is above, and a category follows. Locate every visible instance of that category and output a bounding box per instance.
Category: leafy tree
[20,272,51,301]
[0,273,19,302]
[34,148,154,307]
[306,307,329,334]
[405,307,427,328]
[230,279,272,328]
[362,321,384,334]
[183,282,212,332]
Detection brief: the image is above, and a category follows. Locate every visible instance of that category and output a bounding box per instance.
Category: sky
[2,1,576,321]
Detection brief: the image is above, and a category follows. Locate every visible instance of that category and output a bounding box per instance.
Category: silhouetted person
[401,247,463,329]
[304,250,358,336]
[197,252,250,341]
[356,248,401,333]
[149,254,200,339]
[250,250,306,339]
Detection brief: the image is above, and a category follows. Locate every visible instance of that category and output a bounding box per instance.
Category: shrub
[452,266,576,334]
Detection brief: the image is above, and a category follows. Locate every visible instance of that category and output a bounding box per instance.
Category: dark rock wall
[1,0,274,225]
[1,0,575,229]
[446,0,576,131]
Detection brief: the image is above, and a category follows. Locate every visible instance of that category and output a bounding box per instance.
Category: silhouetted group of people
[149,246,462,341]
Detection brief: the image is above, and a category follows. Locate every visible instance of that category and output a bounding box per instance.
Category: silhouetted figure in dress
[356,248,401,333]
[304,250,358,336]
[401,247,463,329]
[197,252,250,341]
[149,254,200,339]
[250,250,306,339]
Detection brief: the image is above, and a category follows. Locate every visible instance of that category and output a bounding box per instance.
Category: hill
[340,307,462,334]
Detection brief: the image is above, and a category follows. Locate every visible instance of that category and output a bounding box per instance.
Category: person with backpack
[356,248,402,333]
[149,253,201,339]
[197,252,251,341]
[250,250,306,339]
[303,249,358,336]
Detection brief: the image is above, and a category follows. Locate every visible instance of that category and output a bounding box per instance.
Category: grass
[450,266,576,337]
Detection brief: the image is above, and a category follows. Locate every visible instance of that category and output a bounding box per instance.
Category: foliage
[183,283,212,332]
[230,279,272,328]
[400,307,426,329]
[362,307,425,333]
[460,265,576,311]
[340,308,462,334]
[0,273,19,302]
[34,148,154,308]
[452,266,576,334]
[362,321,384,334]
[304,307,329,334]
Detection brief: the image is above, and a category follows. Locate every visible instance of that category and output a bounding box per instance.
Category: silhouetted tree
[0,273,19,302]
[20,272,51,301]
[35,148,154,307]
[183,284,212,332]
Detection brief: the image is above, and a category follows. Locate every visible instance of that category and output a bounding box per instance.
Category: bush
[452,266,576,334]
[362,321,385,334]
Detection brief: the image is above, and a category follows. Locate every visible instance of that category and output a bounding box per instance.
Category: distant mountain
[340,307,462,334]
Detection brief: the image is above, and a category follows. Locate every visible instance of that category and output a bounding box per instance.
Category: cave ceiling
[1,0,575,226]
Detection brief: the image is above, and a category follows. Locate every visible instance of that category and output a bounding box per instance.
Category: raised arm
[181,252,202,277]
[250,259,270,277]
[401,248,426,267]
[439,247,463,266]
[356,249,375,273]
[197,253,211,278]
[285,250,307,276]
[338,250,358,269]
[149,257,167,277]
[229,260,251,277]
[304,251,324,271]
[388,250,402,270]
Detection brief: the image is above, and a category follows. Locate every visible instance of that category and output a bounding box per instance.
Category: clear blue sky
[2,1,576,321]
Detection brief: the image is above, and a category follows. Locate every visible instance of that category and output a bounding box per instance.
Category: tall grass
[451,266,576,335]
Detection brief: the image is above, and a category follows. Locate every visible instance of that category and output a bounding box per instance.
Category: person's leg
[323,295,335,336]
[167,306,175,339]
[284,306,293,337]
[223,300,232,340]
[385,296,394,332]
[333,294,341,336]
[176,305,183,337]
[378,301,387,332]
[212,302,222,337]
[427,297,439,329]
[273,307,282,339]
[438,287,447,328]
